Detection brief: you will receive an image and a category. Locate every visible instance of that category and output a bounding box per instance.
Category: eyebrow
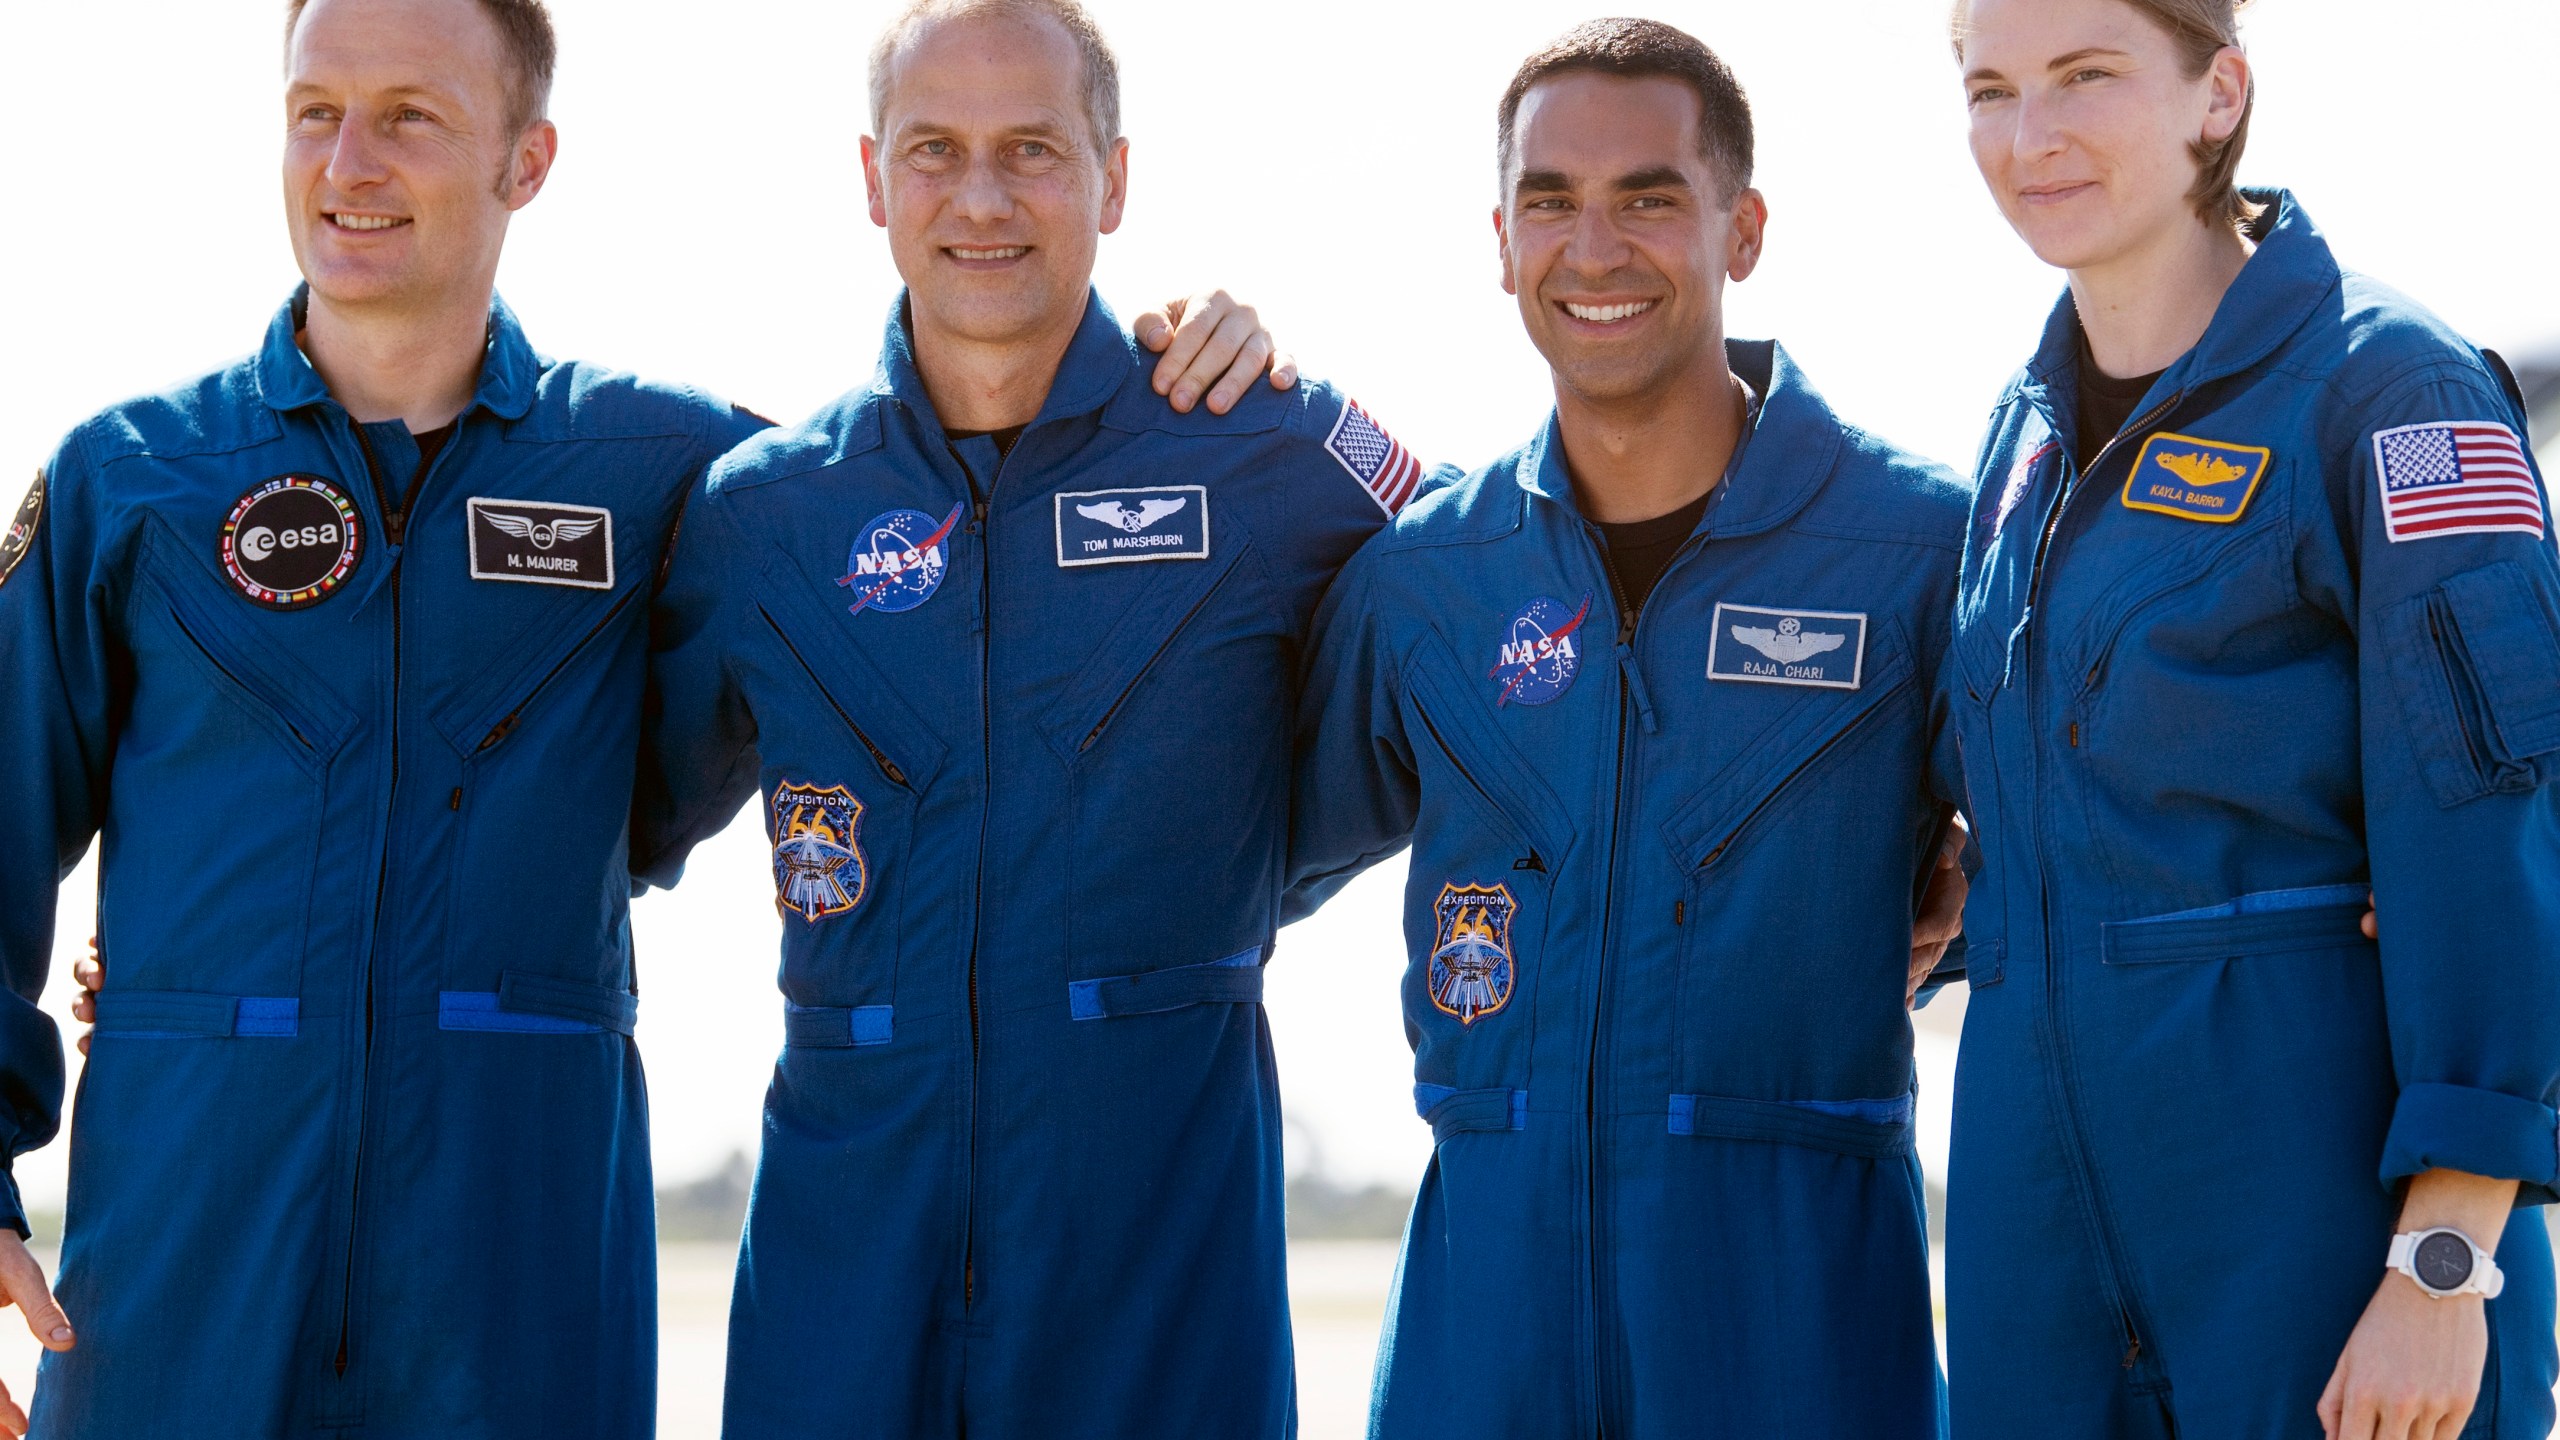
[1964,46,2136,84]
[1513,165,1695,197]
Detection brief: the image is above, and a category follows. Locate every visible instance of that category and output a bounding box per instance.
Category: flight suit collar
[1512,336,1840,539]
[252,285,542,423]
[2017,188,2341,431]
[868,288,1137,431]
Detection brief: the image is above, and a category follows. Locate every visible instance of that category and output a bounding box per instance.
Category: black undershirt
[1598,490,1715,616]
[2076,333,2165,465]
[413,422,457,476]
[946,424,1027,459]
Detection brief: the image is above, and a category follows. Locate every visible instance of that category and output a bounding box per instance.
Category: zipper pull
[971,499,988,531]
[1616,643,1659,735]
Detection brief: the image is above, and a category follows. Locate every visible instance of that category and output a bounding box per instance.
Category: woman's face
[1957,0,2248,272]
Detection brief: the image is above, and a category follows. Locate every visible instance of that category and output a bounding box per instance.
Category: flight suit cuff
[2379,1081,2560,1206]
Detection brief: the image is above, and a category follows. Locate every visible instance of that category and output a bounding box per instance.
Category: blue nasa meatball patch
[837,504,962,616]
[1488,593,1591,706]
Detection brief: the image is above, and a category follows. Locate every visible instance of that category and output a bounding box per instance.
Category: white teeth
[950,246,1028,261]
[1564,300,1656,324]
[330,214,405,231]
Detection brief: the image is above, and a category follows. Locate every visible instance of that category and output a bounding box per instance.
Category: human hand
[70,938,99,1058]
[2361,891,2376,941]
[0,1230,74,1435]
[2316,1270,2486,1440]
[1908,827,1968,1005]
[1133,290,1299,415]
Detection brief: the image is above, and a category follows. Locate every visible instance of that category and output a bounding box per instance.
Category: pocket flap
[1659,621,1915,870]
[1040,540,1253,764]
[2100,886,2370,965]
[94,990,300,1039]
[2441,562,2560,760]
[1666,1093,1914,1159]
[435,973,638,1035]
[1068,947,1265,1020]
[1402,639,1573,861]
[431,582,638,758]
[755,544,949,786]
[138,522,357,755]
[1414,1084,1527,1142]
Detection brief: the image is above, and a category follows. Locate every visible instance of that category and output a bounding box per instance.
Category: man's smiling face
[283,0,548,314]
[864,11,1127,352]
[1498,71,1755,408]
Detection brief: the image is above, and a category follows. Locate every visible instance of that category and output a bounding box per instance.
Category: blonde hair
[1952,0,2261,230]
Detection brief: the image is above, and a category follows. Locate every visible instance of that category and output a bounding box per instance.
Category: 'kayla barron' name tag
[1706,603,1868,690]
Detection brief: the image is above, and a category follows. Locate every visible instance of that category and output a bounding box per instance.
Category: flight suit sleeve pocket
[2382,562,2560,808]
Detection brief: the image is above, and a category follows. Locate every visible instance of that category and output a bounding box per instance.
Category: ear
[1097,137,1131,236]
[861,134,889,229]
[506,120,560,212]
[1726,188,1768,284]
[1493,202,1518,297]
[2200,44,2250,144]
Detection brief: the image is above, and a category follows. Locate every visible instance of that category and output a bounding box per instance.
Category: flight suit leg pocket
[91,991,301,1039]
[2382,561,2560,807]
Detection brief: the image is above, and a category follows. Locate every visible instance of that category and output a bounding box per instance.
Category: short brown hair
[1951,0,2259,230]
[1496,18,1755,203]
[869,0,1122,154]
[284,0,558,137]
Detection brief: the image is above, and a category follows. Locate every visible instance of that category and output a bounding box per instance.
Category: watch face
[2413,1231,2475,1292]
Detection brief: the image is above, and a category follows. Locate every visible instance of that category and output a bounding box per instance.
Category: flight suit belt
[90,971,638,1038]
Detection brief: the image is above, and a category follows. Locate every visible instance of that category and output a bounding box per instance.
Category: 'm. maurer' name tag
[1054,485,1210,567]
[467,498,614,589]
[1706,602,1868,689]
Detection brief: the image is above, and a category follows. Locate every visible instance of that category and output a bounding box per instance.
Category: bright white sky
[1,1,2554,1206]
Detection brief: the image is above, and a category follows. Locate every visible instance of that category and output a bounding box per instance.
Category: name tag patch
[1707,603,1867,689]
[467,498,614,589]
[2119,433,2271,524]
[1055,486,1209,567]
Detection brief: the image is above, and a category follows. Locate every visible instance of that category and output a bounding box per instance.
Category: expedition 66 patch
[467,497,614,589]
[1430,882,1517,1025]
[0,471,42,591]
[221,476,362,609]
[771,782,867,921]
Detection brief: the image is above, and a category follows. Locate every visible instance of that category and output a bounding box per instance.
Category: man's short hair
[1497,18,1754,203]
[869,0,1122,154]
[283,0,557,137]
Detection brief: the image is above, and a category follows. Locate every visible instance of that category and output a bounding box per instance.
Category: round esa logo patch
[837,504,963,616]
[1489,593,1591,706]
[221,476,362,609]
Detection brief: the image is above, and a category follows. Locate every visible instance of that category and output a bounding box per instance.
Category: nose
[325,109,392,195]
[952,150,1015,227]
[1560,201,1631,279]
[2010,89,2067,165]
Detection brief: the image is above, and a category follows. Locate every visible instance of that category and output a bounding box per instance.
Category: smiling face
[1497,72,1762,409]
[863,12,1127,352]
[1958,0,2247,271]
[284,0,553,316]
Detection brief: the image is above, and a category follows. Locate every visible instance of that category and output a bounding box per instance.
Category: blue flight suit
[634,293,1420,1438]
[1943,190,2560,1438]
[0,291,763,1438]
[1286,341,1966,1439]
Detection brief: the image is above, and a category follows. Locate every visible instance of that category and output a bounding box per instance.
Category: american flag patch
[1325,399,1424,517]
[2375,421,2546,543]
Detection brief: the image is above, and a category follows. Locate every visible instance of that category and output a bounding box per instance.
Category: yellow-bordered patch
[0,471,43,591]
[2119,433,2272,524]
[771,781,867,921]
[221,476,363,608]
[1429,882,1518,1025]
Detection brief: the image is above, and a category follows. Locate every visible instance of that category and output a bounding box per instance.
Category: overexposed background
[1,2,2554,1433]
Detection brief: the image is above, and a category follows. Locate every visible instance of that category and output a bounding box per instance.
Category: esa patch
[771,782,867,921]
[220,476,362,609]
[1489,593,1591,707]
[1429,883,1517,1026]
[2119,433,2271,524]
[1054,486,1209,567]
[1708,603,1867,690]
[839,504,962,615]
[2374,421,2546,542]
[0,471,42,591]
[467,497,613,589]
[1325,399,1426,517]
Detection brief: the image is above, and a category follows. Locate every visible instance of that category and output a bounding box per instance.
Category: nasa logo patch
[839,504,962,616]
[1054,485,1210,567]
[1981,440,2056,552]
[771,781,867,921]
[0,471,43,591]
[1489,593,1592,707]
[2120,433,2271,524]
[1707,603,1867,689]
[467,498,614,589]
[1429,883,1517,1026]
[220,476,362,609]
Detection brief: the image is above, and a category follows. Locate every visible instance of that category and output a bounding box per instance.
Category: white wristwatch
[2388,1227,2504,1299]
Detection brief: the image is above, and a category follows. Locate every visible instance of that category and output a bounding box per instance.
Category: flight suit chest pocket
[1400,646,1569,1100]
[134,520,358,767]
[2381,560,2560,808]
[1040,538,1254,765]
[756,545,950,794]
